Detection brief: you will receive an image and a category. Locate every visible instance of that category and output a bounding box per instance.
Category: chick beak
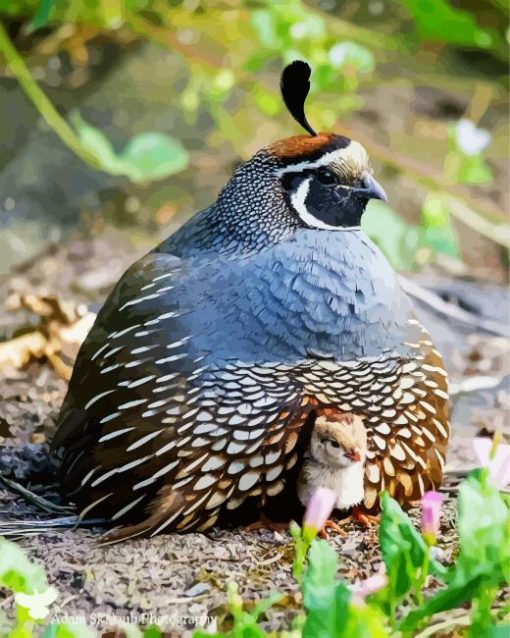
[344,449,362,462]
[355,173,388,202]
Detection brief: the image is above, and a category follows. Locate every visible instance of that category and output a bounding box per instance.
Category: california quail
[297,412,368,513]
[51,61,449,541]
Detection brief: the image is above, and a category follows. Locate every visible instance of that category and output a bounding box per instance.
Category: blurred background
[0,0,508,277]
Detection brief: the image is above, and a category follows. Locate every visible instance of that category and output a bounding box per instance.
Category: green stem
[470,586,497,636]
[292,536,310,583]
[414,550,430,607]
[0,21,102,170]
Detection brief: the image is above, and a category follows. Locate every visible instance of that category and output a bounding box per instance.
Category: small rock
[184,582,210,598]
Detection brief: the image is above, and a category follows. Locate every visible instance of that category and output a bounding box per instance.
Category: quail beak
[353,173,388,202]
[344,449,362,462]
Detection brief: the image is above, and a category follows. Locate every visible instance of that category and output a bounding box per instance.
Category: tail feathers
[99,521,153,545]
[99,485,186,544]
[0,516,105,536]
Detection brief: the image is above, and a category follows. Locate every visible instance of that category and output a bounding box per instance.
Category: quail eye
[317,168,336,185]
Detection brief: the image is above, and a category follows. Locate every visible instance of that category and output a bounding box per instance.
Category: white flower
[15,586,58,620]
[473,436,510,489]
[455,119,491,156]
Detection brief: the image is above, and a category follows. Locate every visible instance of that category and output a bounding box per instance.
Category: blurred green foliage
[0,0,508,268]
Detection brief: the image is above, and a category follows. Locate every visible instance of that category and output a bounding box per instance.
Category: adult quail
[51,61,450,541]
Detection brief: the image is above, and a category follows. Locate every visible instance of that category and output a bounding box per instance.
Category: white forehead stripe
[276,141,369,176]
[290,177,360,231]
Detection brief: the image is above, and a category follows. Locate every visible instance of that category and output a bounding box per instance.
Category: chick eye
[322,439,340,449]
[317,168,336,185]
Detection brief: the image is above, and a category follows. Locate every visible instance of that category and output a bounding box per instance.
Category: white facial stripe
[290,176,360,232]
[276,142,369,177]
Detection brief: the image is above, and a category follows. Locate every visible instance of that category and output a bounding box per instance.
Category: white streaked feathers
[275,143,369,177]
[91,455,152,487]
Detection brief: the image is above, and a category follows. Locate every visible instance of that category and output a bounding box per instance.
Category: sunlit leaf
[209,69,235,102]
[119,132,189,183]
[71,113,189,184]
[302,540,338,609]
[70,111,118,172]
[344,603,390,638]
[42,623,97,638]
[455,154,493,185]
[250,9,281,50]
[420,195,460,258]
[0,539,47,594]
[252,87,281,116]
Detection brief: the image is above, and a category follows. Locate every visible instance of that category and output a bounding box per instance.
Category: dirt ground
[0,228,509,636]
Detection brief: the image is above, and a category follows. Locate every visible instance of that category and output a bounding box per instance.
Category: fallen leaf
[0,332,47,371]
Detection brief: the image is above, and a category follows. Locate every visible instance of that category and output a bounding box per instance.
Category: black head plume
[280,60,317,137]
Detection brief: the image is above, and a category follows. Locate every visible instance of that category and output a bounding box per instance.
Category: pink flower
[302,486,337,535]
[351,572,388,606]
[421,491,444,543]
[473,437,510,489]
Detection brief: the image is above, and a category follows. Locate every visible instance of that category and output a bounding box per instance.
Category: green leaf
[456,469,510,583]
[119,132,189,184]
[42,622,97,638]
[302,540,352,638]
[420,195,460,259]
[26,0,55,33]
[252,87,281,117]
[302,582,351,638]
[362,201,420,270]
[397,570,488,632]
[456,154,493,185]
[252,592,283,621]
[70,111,118,171]
[302,540,338,610]
[400,0,493,47]
[70,112,189,184]
[0,539,47,594]
[209,70,235,103]
[250,10,281,50]
[484,625,510,638]
[379,493,445,604]
[344,603,390,638]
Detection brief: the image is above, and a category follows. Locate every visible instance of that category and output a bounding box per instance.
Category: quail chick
[298,413,367,515]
